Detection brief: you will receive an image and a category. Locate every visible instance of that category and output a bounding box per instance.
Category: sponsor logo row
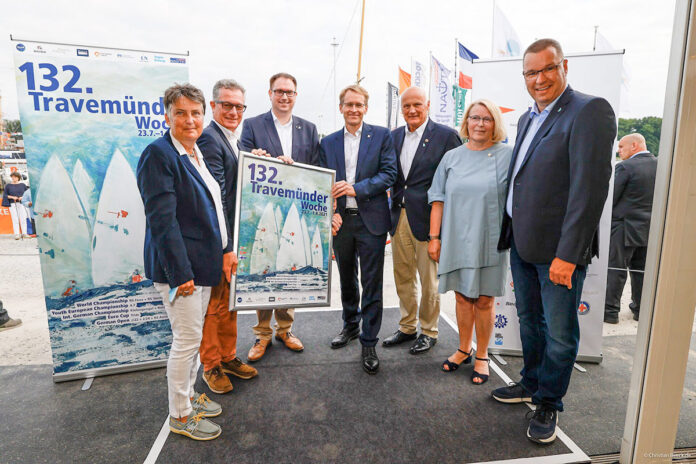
[16,43,186,64]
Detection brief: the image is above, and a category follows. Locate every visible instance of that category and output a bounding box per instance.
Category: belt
[345,208,359,215]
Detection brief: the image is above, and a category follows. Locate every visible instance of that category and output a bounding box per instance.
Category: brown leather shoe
[202,366,233,394]
[221,357,258,379]
[275,332,304,352]
[247,338,271,362]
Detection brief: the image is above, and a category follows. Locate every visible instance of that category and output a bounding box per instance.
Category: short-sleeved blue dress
[428,142,512,298]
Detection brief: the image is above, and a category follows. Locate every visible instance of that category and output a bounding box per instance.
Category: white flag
[493,5,522,57]
[595,31,631,113]
[429,55,454,127]
[411,59,427,89]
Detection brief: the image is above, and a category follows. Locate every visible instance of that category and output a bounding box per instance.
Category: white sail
[91,148,146,286]
[310,226,323,268]
[72,159,97,222]
[274,205,283,237]
[34,155,93,297]
[249,203,279,275]
[300,215,311,265]
[276,203,307,271]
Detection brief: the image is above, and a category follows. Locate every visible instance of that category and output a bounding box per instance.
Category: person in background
[428,100,511,384]
[0,300,22,332]
[2,171,28,239]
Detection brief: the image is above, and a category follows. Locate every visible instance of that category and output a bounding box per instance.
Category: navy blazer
[498,86,617,266]
[611,152,657,247]
[137,131,226,288]
[197,122,238,234]
[390,119,462,240]
[241,110,320,166]
[320,123,398,236]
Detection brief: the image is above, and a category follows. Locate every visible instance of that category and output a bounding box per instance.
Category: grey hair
[163,83,206,117]
[212,79,246,100]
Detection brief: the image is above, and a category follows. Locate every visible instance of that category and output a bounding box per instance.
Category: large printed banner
[232,153,334,310]
[472,52,624,361]
[12,39,188,378]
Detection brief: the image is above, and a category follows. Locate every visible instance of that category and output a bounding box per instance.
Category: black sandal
[471,357,491,384]
[441,348,473,372]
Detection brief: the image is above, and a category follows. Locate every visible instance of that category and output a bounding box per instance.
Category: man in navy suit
[604,133,657,323]
[491,39,616,444]
[137,83,237,441]
[320,84,398,374]
[197,79,258,395]
[383,86,461,354]
[241,72,320,361]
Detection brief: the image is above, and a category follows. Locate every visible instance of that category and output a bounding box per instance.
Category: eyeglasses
[272,89,297,97]
[522,61,563,80]
[342,102,366,109]
[468,115,494,124]
[215,101,247,113]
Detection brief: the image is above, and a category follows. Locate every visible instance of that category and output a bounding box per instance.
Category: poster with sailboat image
[232,153,335,309]
[12,38,188,380]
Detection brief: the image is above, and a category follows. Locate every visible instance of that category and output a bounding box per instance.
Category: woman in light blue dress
[427,99,512,384]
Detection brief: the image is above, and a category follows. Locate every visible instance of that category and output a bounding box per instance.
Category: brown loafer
[221,357,258,379]
[202,366,233,394]
[275,332,304,352]
[247,338,271,362]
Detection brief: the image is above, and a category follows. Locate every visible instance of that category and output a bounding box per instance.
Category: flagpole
[356,0,366,84]
[454,38,458,83]
[491,0,496,57]
[593,25,599,51]
[428,51,432,102]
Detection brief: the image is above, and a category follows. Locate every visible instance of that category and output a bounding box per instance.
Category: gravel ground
[0,235,641,367]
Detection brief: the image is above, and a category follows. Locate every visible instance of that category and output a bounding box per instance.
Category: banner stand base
[489,348,604,364]
[53,359,167,383]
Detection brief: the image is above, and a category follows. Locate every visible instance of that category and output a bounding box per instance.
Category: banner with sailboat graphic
[232,153,334,309]
[12,38,188,379]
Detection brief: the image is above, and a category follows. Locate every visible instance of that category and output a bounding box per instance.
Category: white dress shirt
[213,120,240,157]
[343,124,362,209]
[400,119,427,179]
[272,112,293,158]
[170,133,228,249]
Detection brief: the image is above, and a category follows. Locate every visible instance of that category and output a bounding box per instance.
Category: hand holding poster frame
[231,152,335,309]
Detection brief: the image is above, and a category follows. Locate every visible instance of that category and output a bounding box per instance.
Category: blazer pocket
[181,227,204,240]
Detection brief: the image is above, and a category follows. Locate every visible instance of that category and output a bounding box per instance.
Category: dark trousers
[510,241,586,412]
[332,213,386,347]
[605,225,646,317]
[0,300,8,325]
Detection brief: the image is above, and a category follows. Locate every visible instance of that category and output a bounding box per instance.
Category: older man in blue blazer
[492,39,616,444]
[383,86,462,354]
[320,84,397,374]
[241,72,320,361]
[137,83,237,441]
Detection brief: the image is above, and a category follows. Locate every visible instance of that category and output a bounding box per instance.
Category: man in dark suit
[383,86,461,354]
[320,84,397,374]
[491,39,616,444]
[137,83,237,441]
[241,72,320,361]
[604,133,657,324]
[197,79,258,395]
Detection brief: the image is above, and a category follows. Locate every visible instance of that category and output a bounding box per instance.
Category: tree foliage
[618,116,662,156]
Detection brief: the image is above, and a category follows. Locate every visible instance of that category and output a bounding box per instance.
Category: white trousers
[154,282,211,419]
[9,203,28,235]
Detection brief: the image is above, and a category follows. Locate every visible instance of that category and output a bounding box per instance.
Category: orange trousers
[199,275,237,372]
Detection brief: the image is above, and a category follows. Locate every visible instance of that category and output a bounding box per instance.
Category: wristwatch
[427,235,440,242]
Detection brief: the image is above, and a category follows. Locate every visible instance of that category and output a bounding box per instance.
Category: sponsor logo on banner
[76,49,89,57]
[495,333,504,345]
[309,296,315,301]
[237,297,242,303]
[269,297,276,302]
[117,53,135,60]
[34,45,47,54]
[94,51,112,58]
[509,280,515,292]
[494,314,508,329]
[505,301,515,306]
[170,57,186,64]
[318,296,326,300]
[51,47,71,55]
[154,56,166,63]
[140,55,149,62]
[16,43,26,52]
[578,301,590,315]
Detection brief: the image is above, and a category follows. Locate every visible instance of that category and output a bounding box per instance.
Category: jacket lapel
[393,126,406,182]
[291,118,302,160]
[262,111,284,157]
[506,114,532,185]
[355,123,373,180]
[210,122,237,160]
[166,132,209,197]
[405,119,434,182]
[335,131,346,182]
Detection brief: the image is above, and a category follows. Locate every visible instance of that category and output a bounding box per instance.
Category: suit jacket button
[404,185,408,190]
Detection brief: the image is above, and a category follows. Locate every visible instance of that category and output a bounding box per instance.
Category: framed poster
[231,152,335,309]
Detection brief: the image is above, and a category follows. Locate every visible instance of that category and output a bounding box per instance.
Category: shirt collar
[530,85,568,117]
[213,119,241,140]
[629,150,650,159]
[344,124,363,137]
[272,111,293,127]
[170,132,200,158]
[407,119,428,137]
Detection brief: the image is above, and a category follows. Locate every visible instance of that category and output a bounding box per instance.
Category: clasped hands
[176,251,238,298]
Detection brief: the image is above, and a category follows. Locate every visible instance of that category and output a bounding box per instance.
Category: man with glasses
[197,79,258,395]
[493,38,616,444]
[241,72,320,362]
[320,85,397,374]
